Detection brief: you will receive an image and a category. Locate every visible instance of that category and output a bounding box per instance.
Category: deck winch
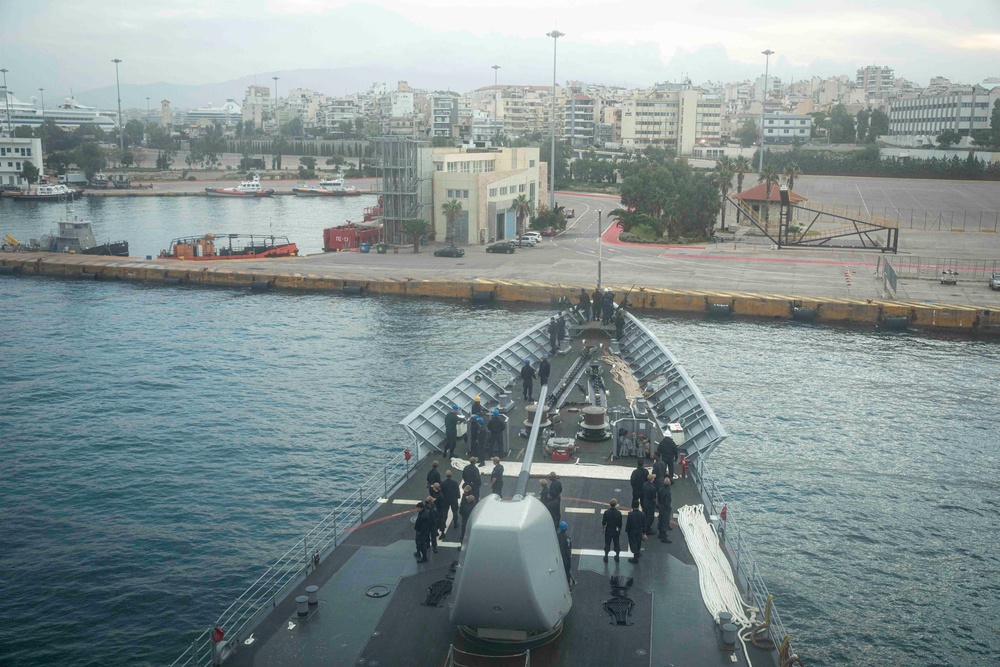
[577,406,611,442]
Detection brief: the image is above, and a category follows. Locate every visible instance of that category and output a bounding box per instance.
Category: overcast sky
[3,0,998,101]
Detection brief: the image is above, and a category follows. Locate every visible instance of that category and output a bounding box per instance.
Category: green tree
[828,105,856,144]
[155,150,175,170]
[757,167,781,232]
[271,135,287,170]
[856,110,870,144]
[124,119,145,147]
[511,194,533,237]
[281,116,303,137]
[736,119,758,147]
[868,110,889,142]
[74,123,105,142]
[970,129,993,147]
[14,126,34,138]
[989,99,1000,147]
[20,161,40,185]
[712,156,735,231]
[431,136,454,147]
[538,135,572,184]
[783,162,802,191]
[74,142,107,180]
[936,129,962,148]
[442,199,463,245]
[298,156,317,179]
[402,218,431,253]
[733,155,752,226]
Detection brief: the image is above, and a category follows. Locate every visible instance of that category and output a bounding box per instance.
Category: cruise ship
[1,90,117,132]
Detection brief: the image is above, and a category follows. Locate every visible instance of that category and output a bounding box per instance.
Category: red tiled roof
[732,182,807,203]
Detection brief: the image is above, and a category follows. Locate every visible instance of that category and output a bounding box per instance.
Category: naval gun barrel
[513,383,549,499]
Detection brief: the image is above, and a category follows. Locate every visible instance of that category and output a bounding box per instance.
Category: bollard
[721,623,738,650]
[296,595,310,617]
[306,585,319,607]
[718,611,733,628]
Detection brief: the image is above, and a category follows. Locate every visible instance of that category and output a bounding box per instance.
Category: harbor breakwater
[2,253,997,335]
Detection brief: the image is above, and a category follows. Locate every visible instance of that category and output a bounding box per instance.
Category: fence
[170,450,414,667]
[887,256,999,281]
[723,202,1000,233]
[882,259,898,298]
[696,462,792,655]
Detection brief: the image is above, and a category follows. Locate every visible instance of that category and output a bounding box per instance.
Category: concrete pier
[2,252,996,336]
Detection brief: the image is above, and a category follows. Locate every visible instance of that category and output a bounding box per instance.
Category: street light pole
[39,88,44,111]
[272,76,279,128]
[492,64,500,141]
[547,30,564,209]
[1,68,14,178]
[758,49,774,174]
[112,58,124,158]
[597,209,603,289]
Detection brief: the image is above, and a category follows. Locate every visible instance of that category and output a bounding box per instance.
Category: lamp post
[39,88,44,111]
[272,76,279,128]
[758,49,774,174]
[111,58,125,161]
[2,68,14,176]
[547,30,564,209]
[597,209,603,288]
[491,64,500,141]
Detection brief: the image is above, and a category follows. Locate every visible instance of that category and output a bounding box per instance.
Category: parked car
[521,232,542,242]
[564,208,575,219]
[486,241,515,254]
[541,226,558,237]
[434,245,465,258]
[509,235,538,247]
[990,272,1000,290]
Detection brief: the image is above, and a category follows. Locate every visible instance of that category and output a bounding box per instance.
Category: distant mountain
[72,66,518,111]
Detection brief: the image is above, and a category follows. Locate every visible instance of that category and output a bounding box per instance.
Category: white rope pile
[677,504,758,665]
[601,351,642,410]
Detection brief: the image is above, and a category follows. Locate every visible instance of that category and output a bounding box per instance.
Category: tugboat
[292,175,361,197]
[35,209,128,256]
[204,172,275,197]
[7,183,83,201]
[159,233,297,260]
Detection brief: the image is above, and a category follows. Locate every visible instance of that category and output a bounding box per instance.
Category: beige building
[620,88,722,155]
[418,146,546,244]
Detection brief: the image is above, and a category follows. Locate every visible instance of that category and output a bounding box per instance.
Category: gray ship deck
[229,321,777,667]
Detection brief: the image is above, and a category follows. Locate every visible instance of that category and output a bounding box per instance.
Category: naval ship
[172,301,802,667]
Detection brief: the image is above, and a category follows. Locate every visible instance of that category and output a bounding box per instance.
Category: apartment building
[762,113,812,144]
[564,94,595,147]
[620,88,722,154]
[431,92,460,138]
[888,84,998,140]
[856,66,894,97]
[0,137,44,188]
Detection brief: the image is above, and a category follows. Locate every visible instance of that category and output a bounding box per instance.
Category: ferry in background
[0,90,117,132]
[204,172,275,197]
[293,175,361,197]
[159,234,297,260]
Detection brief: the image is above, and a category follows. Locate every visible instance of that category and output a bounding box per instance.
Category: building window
[462,190,469,198]
[435,163,443,171]
[489,188,497,197]
[519,184,525,193]
[529,160,535,167]
[500,186,508,195]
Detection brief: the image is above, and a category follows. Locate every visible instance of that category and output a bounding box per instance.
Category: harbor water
[1,276,998,667]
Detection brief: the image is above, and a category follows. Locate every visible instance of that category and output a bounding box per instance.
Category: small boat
[204,172,275,197]
[7,183,83,201]
[35,209,128,256]
[90,173,111,188]
[159,233,297,260]
[293,175,361,197]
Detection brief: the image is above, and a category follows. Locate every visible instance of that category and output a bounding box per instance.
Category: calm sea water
[0,194,376,258]
[1,278,998,667]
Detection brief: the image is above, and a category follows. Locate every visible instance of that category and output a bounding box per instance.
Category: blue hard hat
[493,409,500,415]
[523,359,530,365]
[451,404,460,410]
[559,521,568,531]
[477,416,484,423]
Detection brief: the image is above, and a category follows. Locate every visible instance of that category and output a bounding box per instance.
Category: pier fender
[163,277,183,286]
[0,265,21,275]
[791,306,817,323]
[79,272,99,281]
[881,314,910,331]
[249,280,273,292]
[706,301,732,317]
[471,289,495,304]
[342,284,364,296]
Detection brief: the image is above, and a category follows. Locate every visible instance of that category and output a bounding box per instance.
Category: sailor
[557,521,573,586]
[591,287,602,322]
[625,505,647,563]
[601,289,615,325]
[427,460,442,491]
[548,317,559,355]
[441,471,461,536]
[657,476,673,543]
[520,359,536,401]
[651,452,667,488]
[487,409,506,457]
[462,458,482,502]
[539,354,551,387]
[641,473,657,534]
[457,490,477,550]
[413,502,431,563]
[470,395,485,419]
[539,476,561,526]
[490,457,505,497]
[629,459,649,510]
[601,498,623,563]
[656,435,679,480]
[425,492,442,552]
[613,306,626,340]
[476,416,489,463]
[558,311,568,345]
[577,288,591,321]
[468,415,481,458]
[443,404,460,459]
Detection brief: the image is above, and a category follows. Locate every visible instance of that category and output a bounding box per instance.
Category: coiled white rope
[677,504,758,665]
[601,350,642,410]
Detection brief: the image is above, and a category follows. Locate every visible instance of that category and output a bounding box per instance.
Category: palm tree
[511,194,533,238]
[402,219,431,254]
[713,156,735,232]
[733,155,751,226]
[757,167,781,234]
[441,199,463,246]
[783,162,802,191]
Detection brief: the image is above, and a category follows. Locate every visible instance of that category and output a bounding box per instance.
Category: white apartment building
[564,94,595,147]
[857,66,894,97]
[620,88,722,155]
[432,92,460,137]
[0,137,44,188]
[888,85,998,140]
[762,113,812,144]
[316,99,359,132]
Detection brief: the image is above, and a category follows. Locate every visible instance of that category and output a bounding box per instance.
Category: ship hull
[204,189,275,197]
[81,241,129,257]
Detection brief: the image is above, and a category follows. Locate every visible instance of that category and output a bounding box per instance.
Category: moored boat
[34,208,128,256]
[7,183,83,201]
[159,233,297,260]
[292,175,361,196]
[205,172,275,197]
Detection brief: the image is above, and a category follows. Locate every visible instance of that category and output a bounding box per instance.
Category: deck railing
[170,450,414,667]
[696,462,794,655]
